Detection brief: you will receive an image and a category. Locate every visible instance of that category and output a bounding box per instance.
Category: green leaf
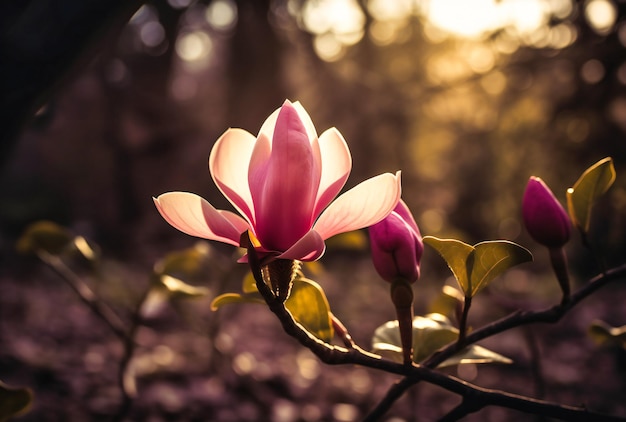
[411,314,459,363]
[423,237,474,294]
[71,236,99,262]
[567,157,616,233]
[428,285,464,321]
[424,237,531,297]
[154,241,212,283]
[210,293,265,310]
[468,241,533,296]
[242,271,258,294]
[589,320,626,348]
[211,275,333,342]
[0,381,32,422]
[441,344,513,367]
[159,274,210,299]
[371,314,512,367]
[16,220,73,255]
[285,278,334,342]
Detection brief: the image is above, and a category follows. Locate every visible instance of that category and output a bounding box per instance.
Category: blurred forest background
[1,0,626,421]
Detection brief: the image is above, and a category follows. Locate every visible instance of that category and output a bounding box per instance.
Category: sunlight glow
[176,31,214,63]
[584,0,617,35]
[313,33,345,62]
[301,0,364,36]
[299,0,365,61]
[422,0,573,41]
[368,0,415,21]
[296,0,579,62]
[205,0,237,31]
[425,0,502,39]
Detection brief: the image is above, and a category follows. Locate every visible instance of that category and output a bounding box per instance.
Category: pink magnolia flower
[522,176,571,248]
[154,100,401,262]
[369,199,423,283]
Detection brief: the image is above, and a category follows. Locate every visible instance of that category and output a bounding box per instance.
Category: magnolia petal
[277,230,326,261]
[258,100,318,145]
[210,128,257,224]
[394,199,421,236]
[154,192,247,246]
[252,102,320,251]
[313,127,352,218]
[247,132,272,198]
[218,210,251,235]
[314,171,402,240]
[292,101,318,141]
[247,132,272,200]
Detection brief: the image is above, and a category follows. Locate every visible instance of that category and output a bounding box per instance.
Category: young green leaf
[588,320,626,348]
[424,237,532,297]
[159,274,210,299]
[440,344,513,367]
[16,220,73,255]
[285,278,334,342]
[566,157,616,233]
[210,292,265,310]
[242,271,258,294]
[468,241,533,296]
[428,285,464,322]
[0,381,32,422]
[372,314,512,367]
[211,277,334,342]
[153,241,212,283]
[423,237,474,294]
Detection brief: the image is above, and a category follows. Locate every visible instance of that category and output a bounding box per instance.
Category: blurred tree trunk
[0,0,142,167]
[226,0,286,128]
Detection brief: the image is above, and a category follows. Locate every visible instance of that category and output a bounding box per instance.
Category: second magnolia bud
[522,176,571,248]
[369,200,424,284]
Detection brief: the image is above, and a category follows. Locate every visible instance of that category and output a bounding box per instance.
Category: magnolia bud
[522,177,571,248]
[369,200,423,284]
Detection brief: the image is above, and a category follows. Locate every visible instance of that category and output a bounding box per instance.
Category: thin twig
[437,399,479,422]
[424,263,626,369]
[457,295,472,345]
[243,233,626,422]
[524,327,546,401]
[112,286,152,422]
[331,312,357,349]
[362,377,415,422]
[365,264,626,419]
[38,252,129,341]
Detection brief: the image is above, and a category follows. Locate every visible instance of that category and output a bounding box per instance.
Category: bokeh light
[584,0,617,35]
[175,30,214,68]
[205,0,237,32]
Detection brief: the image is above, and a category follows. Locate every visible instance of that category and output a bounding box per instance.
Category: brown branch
[365,264,626,420]
[112,286,152,422]
[424,263,626,369]
[38,252,129,341]
[457,294,472,345]
[243,234,626,422]
[331,312,357,349]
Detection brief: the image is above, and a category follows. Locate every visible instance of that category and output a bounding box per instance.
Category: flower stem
[390,280,414,365]
[262,259,299,302]
[548,247,570,304]
[457,294,472,345]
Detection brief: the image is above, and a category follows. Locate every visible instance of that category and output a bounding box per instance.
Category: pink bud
[369,200,423,283]
[522,177,571,248]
